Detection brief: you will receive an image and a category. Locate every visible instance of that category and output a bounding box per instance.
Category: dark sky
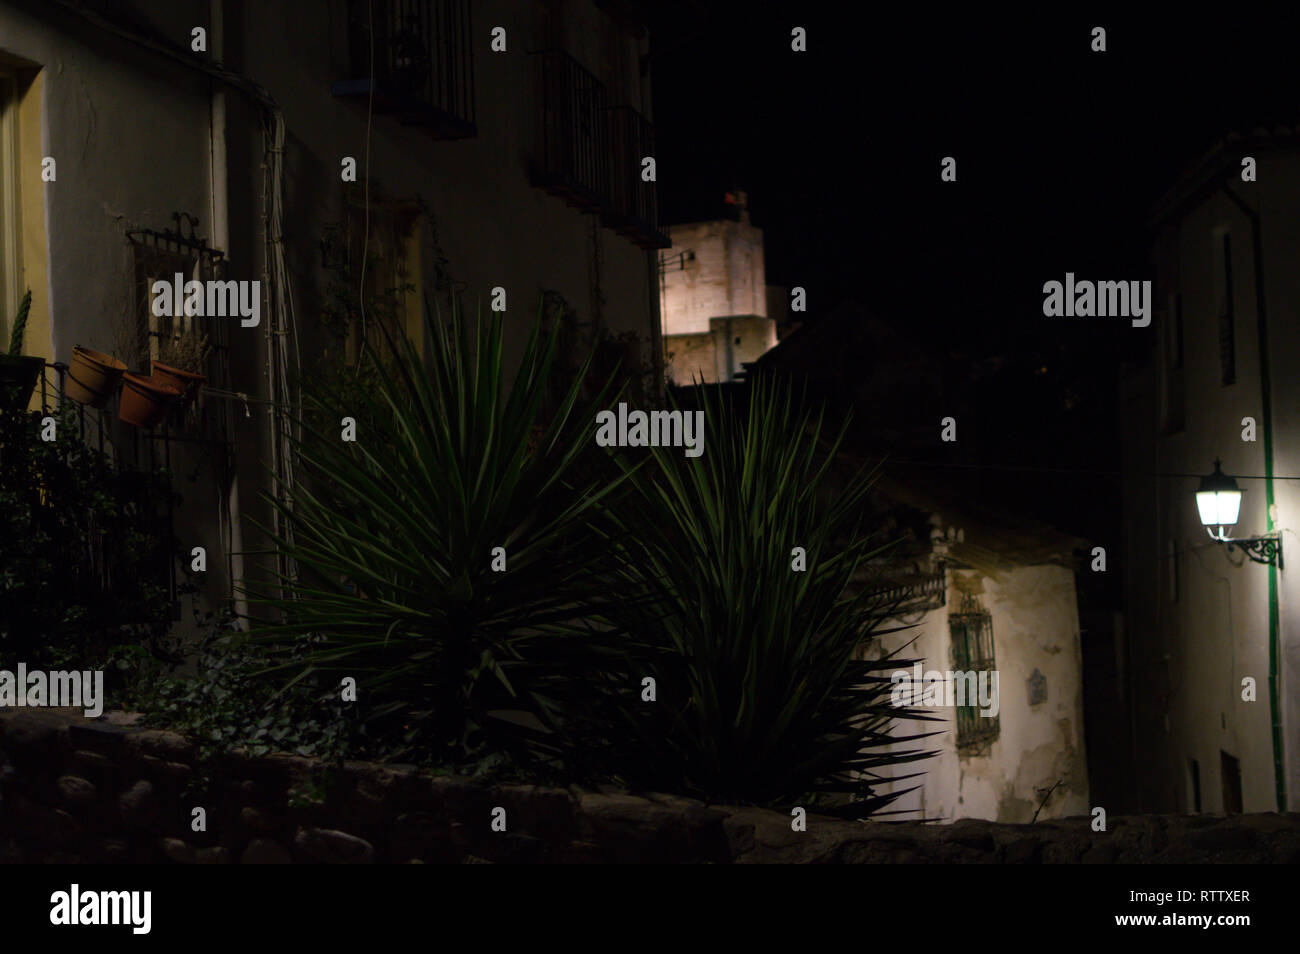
[644,4,1297,559]
[648,4,1297,354]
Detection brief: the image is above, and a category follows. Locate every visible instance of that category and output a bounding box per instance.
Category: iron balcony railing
[335,0,476,139]
[529,49,612,211]
[605,105,670,249]
[859,566,948,612]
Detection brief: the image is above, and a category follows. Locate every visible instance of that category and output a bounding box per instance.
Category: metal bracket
[1226,535,1283,569]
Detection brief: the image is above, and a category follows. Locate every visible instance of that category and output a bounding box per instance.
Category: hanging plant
[151,326,210,404]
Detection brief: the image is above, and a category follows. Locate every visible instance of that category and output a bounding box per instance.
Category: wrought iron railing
[949,594,1000,750]
[33,362,179,609]
[529,49,612,211]
[338,0,476,139]
[605,105,669,248]
[861,565,948,612]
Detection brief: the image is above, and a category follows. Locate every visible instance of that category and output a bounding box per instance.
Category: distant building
[659,191,780,384]
[1120,127,1300,814]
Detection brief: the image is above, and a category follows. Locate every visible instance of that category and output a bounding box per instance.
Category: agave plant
[593,375,940,816]
[245,302,630,768]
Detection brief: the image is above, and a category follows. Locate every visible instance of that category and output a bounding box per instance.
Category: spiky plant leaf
[591,375,940,816]
[243,301,634,768]
[7,290,32,356]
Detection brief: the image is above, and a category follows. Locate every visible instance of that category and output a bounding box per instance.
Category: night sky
[646,4,1297,553]
[649,4,1296,351]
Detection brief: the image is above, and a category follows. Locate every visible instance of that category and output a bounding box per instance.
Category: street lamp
[1196,458,1282,567]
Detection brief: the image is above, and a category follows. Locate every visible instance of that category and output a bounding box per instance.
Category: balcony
[604,105,670,249]
[857,564,948,615]
[333,0,476,140]
[528,50,612,211]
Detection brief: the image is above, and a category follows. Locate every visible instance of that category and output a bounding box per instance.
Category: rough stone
[1,709,67,750]
[118,779,158,828]
[5,708,1300,865]
[125,729,196,764]
[56,775,97,808]
[241,839,292,864]
[240,806,275,833]
[84,837,131,864]
[161,837,195,864]
[578,793,732,863]
[293,827,376,864]
[67,721,129,758]
[1186,824,1261,853]
[69,749,115,776]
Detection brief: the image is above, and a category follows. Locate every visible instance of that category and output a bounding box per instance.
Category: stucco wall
[873,564,1088,822]
[0,0,662,621]
[1134,151,1300,812]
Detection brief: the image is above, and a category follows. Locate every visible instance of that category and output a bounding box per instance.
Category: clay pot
[149,361,206,405]
[119,373,181,428]
[0,354,45,410]
[66,347,127,408]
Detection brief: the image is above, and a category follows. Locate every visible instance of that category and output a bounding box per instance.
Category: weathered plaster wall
[873,565,1088,822]
[0,1,214,362]
[0,0,663,621]
[955,565,1089,822]
[0,0,244,607]
[243,0,656,381]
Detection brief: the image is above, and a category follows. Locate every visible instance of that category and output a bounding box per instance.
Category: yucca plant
[593,376,940,816]
[245,302,631,769]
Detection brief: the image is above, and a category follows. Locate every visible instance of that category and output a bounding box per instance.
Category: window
[529,49,611,211]
[1188,758,1202,812]
[335,0,476,140]
[1217,231,1235,386]
[1220,751,1243,815]
[326,188,435,366]
[1160,290,1185,434]
[949,593,999,751]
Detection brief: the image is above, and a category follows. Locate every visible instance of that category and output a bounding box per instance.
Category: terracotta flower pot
[66,347,127,408]
[119,372,181,428]
[0,354,45,410]
[149,361,206,405]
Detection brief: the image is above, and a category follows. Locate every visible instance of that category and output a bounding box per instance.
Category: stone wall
[2,709,1297,863]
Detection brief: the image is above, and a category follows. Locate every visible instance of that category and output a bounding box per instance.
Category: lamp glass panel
[1197,489,1241,527]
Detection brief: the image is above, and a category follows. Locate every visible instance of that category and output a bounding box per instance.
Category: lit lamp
[1196,459,1282,566]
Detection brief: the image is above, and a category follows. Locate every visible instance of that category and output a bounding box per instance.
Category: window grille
[948,593,999,750]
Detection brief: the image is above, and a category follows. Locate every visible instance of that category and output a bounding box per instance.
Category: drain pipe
[1222,181,1286,812]
[47,0,298,616]
[207,0,249,623]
